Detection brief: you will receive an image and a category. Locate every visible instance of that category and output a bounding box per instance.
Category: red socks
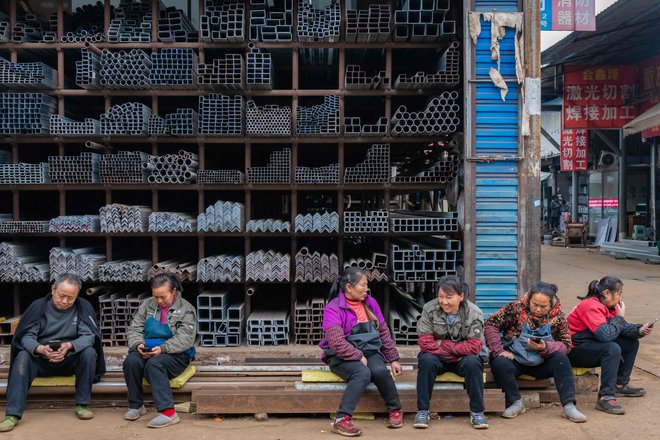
[162,408,175,417]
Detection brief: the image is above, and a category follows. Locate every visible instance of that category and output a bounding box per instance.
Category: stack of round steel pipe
[342,256,388,282]
[99,102,151,136]
[391,91,460,135]
[246,100,291,136]
[142,150,199,184]
[98,49,152,89]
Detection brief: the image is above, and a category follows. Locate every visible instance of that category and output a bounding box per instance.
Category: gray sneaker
[561,403,587,423]
[147,412,181,428]
[501,399,526,419]
[124,405,147,421]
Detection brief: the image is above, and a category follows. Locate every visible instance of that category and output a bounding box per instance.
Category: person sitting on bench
[123,274,197,428]
[568,276,653,415]
[414,275,489,430]
[319,267,403,437]
[485,282,586,423]
[0,273,106,433]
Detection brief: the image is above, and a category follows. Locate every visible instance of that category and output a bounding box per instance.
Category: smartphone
[140,346,154,352]
[530,337,542,343]
[648,318,658,328]
[48,340,62,351]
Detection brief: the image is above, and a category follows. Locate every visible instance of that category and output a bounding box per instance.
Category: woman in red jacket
[485,282,586,423]
[568,276,653,415]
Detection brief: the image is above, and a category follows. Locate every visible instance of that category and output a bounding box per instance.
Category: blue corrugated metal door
[472,3,520,315]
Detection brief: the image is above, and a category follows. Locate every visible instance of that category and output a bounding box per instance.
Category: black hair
[150,273,183,295]
[578,276,622,301]
[435,275,469,298]
[328,267,368,300]
[528,281,559,307]
[52,272,82,292]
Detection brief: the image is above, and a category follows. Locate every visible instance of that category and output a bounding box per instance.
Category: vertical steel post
[651,138,657,241]
[618,129,627,239]
[572,171,578,222]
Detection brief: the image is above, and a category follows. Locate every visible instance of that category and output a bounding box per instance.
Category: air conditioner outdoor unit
[597,151,618,168]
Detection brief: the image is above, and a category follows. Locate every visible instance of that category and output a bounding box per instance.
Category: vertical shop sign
[561,129,588,172]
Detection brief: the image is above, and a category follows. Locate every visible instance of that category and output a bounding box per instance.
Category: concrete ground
[1,245,660,439]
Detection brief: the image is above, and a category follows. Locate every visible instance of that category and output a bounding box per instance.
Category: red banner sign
[552,0,596,31]
[638,55,660,137]
[560,129,588,172]
[564,65,637,129]
[588,198,619,209]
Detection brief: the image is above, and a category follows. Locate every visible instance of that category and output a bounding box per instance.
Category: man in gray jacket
[0,273,104,432]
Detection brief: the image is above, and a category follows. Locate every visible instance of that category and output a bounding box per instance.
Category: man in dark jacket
[0,273,106,432]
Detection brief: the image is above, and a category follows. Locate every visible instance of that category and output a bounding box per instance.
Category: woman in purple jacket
[319,267,403,437]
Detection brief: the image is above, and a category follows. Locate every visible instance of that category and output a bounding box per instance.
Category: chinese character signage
[560,129,588,172]
[540,0,552,31]
[563,65,637,129]
[638,55,660,137]
[551,0,596,31]
[588,198,618,209]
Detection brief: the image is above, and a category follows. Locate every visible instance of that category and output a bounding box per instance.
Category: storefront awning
[623,103,660,137]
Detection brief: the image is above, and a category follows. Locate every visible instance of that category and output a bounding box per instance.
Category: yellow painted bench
[301,370,485,383]
[32,364,196,389]
[518,367,593,381]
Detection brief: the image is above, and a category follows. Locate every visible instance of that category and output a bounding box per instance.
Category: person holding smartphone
[568,276,653,415]
[484,282,587,423]
[123,274,197,428]
[0,273,105,432]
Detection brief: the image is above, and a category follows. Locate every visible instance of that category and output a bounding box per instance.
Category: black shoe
[616,384,646,397]
[596,398,625,415]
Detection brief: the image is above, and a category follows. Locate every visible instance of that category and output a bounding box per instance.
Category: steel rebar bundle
[246,100,291,136]
[197,254,244,282]
[99,292,148,346]
[197,169,245,184]
[100,102,151,136]
[198,94,243,135]
[50,115,101,136]
[198,54,244,90]
[344,65,389,90]
[391,91,460,135]
[249,0,292,42]
[247,148,291,184]
[389,211,459,233]
[247,309,290,346]
[197,291,246,347]
[49,246,104,280]
[245,250,290,282]
[297,0,340,42]
[392,149,460,183]
[245,218,291,233]
[0,163,50,184]
[0,58,57,89]
[294,297,326,344]
[0,93,56,135]
[0,242,49,282]
[295,163,339,184]
[48,152,101,184]
[294,247,338,283]
[143,150,198,184]
[197,201,244,232]
[297,95,340,135]
[148,212,197,232]
[390,237,461,282]
[344,210,389,234]
[157,7,198,43]
[393,0,455,42]
[344,144,390,183]
[100,151,149,184]
[0,219,49,233]
[294,212,339,233]
[201,0,245,43]
[394,41,461,89]
[345,4,391,43]
[246,46,273,89]
[148,260,197,281]
[151,48,198,88]
[98,49,152,89]
[99,204,152,233]
[343,116,388,136]
[49,215,101,233]
[99,259,151,282]
[107,0,153,43]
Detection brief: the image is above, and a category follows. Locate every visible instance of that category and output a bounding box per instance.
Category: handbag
[503,321,553,367]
